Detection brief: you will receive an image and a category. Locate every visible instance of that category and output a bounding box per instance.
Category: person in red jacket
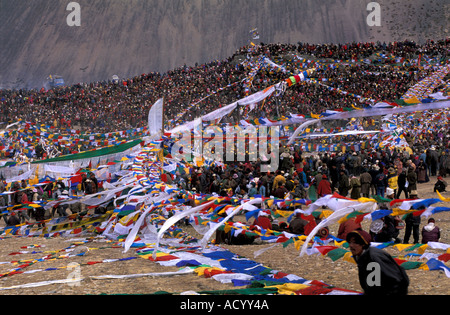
[337,217,363,240]
[317,174,332,198]
[251,210,273,230]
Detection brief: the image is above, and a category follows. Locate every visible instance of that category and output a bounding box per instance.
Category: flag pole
[159,97,165,179]
[161,97,165,136]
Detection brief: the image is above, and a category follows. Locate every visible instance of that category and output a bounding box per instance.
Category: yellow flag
[320,210,333,219]
[394,244,413,252]
[275,210,293,218]
[195,156,205,167]
[294,239,304,251]
[334,240,347,247]
[224,223,232,234]
[358,197,376,203]
[157,149,165,163]
[418,244,428,255]
[343,252,356,264]
[404,96,420,104]
[294,236,307,251]
[391,208,414,216]
[266,283,309,295]
[437,191,450,202]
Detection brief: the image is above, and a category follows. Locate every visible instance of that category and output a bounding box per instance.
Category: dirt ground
[0,176,449,295]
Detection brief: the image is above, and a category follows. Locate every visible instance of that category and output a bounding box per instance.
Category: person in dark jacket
[403,192,421,244]
[338,170,350,197]
[396,168,409,199]
[372,215,399,243]
[374,171,388,197]
[273,183,289,199]
[434,176,447,193]
[288,212,309,235]
[421,218,441,244]
[347,230,409,295]
[406,166,417,195]
[5,212,21,226]
[360,169,372,198]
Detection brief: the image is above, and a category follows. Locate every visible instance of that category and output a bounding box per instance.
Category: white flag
[148,98,164,136]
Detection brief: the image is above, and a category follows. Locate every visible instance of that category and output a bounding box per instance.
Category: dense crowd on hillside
[1,39,448,133]
[0,38,449,164]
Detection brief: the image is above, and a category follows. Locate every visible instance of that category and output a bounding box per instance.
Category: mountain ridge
[0,0,448,89]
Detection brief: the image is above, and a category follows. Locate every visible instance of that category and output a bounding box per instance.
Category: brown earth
[0,176,448,295]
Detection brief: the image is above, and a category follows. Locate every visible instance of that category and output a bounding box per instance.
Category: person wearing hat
[386,187,395,199]
[6,211,21,226]
[209,174,221,194]
[346,230,409,295]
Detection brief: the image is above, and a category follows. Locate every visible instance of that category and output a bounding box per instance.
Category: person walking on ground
[360,168,372,198]
[396,168,409,199]
[338,169,350,197]
[346,230,409,295]
[406,165,417,196]
[403,191,421,244]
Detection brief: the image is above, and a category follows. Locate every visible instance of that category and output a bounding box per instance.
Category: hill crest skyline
[0,0,448,89]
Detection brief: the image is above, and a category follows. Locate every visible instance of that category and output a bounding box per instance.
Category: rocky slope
[0,0,448,89]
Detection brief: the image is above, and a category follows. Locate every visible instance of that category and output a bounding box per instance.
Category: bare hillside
[0,0,448,89]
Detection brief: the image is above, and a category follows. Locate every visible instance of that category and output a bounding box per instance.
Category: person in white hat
[386,187,395,199]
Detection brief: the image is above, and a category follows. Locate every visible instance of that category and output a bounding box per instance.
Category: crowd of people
[1,38,449,297]
[1,39,448,135]
[171,144,449,200]
[0,171,100,226]
[1,38,449,232]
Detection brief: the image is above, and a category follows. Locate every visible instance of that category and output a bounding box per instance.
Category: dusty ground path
[0,176,448,295]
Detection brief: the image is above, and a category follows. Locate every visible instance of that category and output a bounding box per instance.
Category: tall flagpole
[161,97,165,136]
[159,97,165,179]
